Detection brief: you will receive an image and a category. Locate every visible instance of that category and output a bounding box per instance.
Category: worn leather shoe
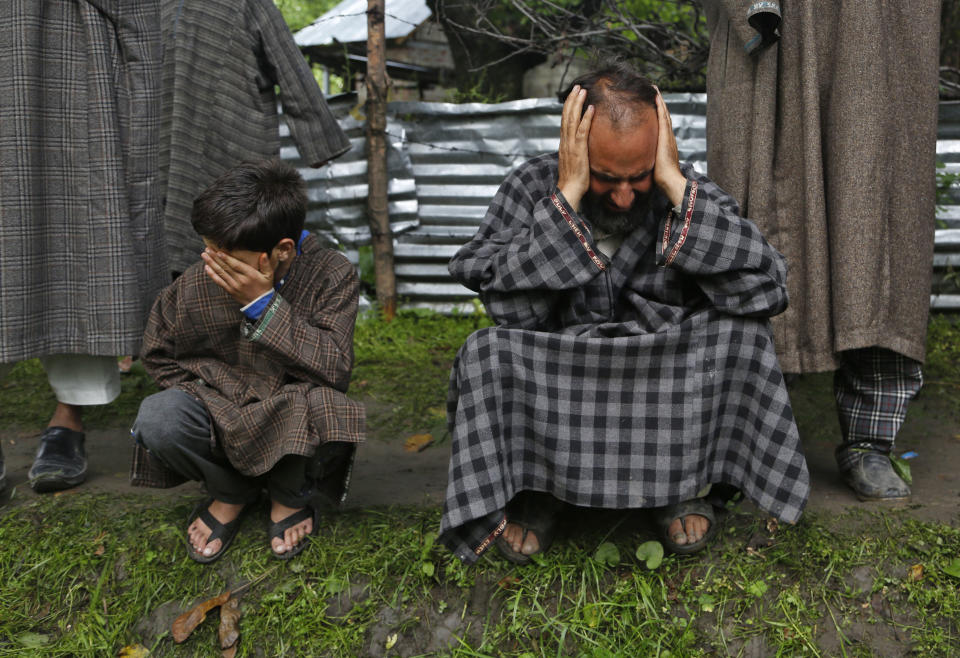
[840,450,911,501]
[28,427,87,493]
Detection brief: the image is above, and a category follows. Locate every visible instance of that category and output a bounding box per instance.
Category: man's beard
[582,190,653,239]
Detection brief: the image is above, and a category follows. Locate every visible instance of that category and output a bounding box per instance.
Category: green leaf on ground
[746,580,769,598]
[942,558,960,578]
[594,542,620,567]
[698,593,716,612]
[635,541,664,569]
[890,455,913,485]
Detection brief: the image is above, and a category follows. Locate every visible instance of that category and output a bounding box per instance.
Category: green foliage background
[273,0,339,32]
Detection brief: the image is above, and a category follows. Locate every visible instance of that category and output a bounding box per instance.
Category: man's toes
[188,520,215,553]
[202,538,222,556]
[684,514,709,543]
[272,536,287,554]
[668,518,687,545]
[285,526,302,549]
[503,523,524,552]
[520,530,540,555]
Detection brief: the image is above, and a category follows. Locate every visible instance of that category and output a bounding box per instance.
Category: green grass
[925,313,960,385]
[350,308,492,439]
[1,496,958,656]
[2,310,960,655]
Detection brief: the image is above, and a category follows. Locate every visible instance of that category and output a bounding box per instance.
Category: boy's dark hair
[558,61,657,126]
[191,158,308,253]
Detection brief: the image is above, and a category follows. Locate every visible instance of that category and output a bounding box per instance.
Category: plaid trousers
[834,347,923,470]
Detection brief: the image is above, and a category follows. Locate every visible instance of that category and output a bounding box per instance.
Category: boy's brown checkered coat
[131,235,365,488]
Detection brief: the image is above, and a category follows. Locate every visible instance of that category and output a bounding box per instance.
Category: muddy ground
[3,387,959,522]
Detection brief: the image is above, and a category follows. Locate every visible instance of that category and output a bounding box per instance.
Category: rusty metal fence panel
[280,95,960,312]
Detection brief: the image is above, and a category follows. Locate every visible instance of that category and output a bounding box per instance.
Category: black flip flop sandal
[269,505,318,560]
[495,492,561,565]
[654,498,719,555]
[186,498,248,564]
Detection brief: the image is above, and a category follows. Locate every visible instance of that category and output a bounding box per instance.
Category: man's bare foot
[667,514,710,546]
[502,521,541,556]
[188,500,245,558]
[270,501,313,556]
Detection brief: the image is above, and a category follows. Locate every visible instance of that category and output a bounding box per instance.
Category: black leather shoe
[28,427,87,493]
[839,450,911,501]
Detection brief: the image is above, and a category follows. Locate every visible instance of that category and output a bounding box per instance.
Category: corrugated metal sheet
[294,0,431,47]
[933,101,960,310]
[281,95,960,312]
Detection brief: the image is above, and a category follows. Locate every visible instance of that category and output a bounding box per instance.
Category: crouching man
[439,63,809,564]
[131,159,364,562]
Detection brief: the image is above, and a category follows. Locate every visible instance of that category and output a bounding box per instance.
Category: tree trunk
[366,0,396,318]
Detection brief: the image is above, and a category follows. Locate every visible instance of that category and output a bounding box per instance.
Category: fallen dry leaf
[403,433,434,453]
[908,563,924,582]
[94,545,105,557]
[117,645,150,658]
[218,596,242,649]
[222,646,237,658]
[172,590,231,643]
[766,518,779,534]
[497,575,520,589]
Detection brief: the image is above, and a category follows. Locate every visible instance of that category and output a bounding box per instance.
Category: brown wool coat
[131,235,365,488]
[703,0,940,372]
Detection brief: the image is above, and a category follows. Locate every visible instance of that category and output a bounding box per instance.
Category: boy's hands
[556,84,595,212]
[201,248,274,306]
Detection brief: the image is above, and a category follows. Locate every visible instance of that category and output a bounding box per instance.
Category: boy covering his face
[131,158,364,562]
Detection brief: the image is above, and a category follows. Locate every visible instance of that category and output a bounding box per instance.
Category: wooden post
[366,0,396,319]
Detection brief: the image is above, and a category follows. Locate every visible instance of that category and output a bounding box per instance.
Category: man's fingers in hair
[656,89,676,139]
[562,85,585,135]
[577,103,595,139]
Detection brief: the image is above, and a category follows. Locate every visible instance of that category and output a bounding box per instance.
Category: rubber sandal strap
[196,506,232,543]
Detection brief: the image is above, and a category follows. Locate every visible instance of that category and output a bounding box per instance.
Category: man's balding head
[558,62,658,129]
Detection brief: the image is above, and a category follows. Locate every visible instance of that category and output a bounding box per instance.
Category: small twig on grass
[229,565,281,598]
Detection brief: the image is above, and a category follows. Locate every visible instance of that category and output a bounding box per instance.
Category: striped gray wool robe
[440,154,810,563]
[0,0,168,362]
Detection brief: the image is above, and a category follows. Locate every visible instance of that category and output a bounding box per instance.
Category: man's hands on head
[557,85,595,212]
[201,248,275,306]
[556,85,688,213]
[653,89,687,208]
